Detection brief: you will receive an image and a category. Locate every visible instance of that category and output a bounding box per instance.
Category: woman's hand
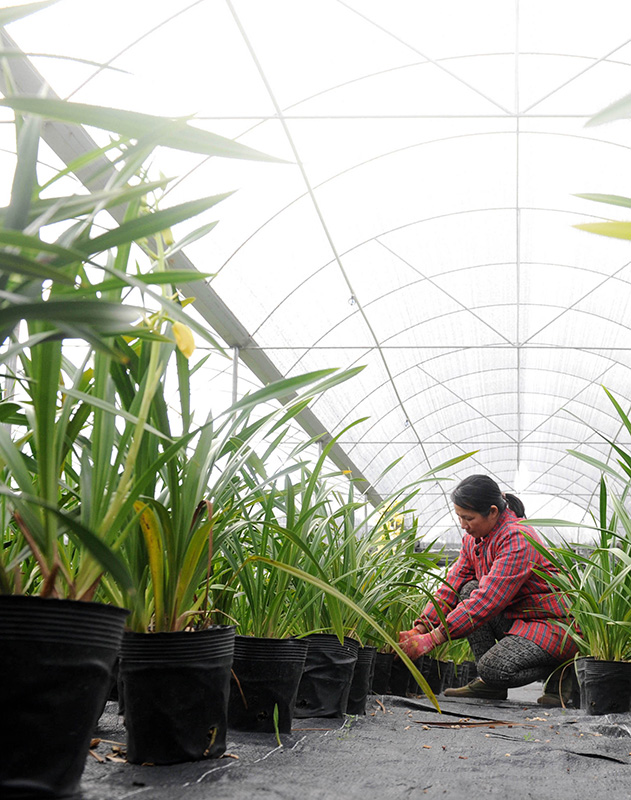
[413,619,429,635]
[399,622,428,641]
[397,628,446,660]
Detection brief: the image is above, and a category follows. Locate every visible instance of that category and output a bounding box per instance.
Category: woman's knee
[477,648,511,686]
[459,580,479,600]
[477,637,557,688]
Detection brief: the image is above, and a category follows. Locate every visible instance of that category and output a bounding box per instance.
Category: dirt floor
[80,684,631,799]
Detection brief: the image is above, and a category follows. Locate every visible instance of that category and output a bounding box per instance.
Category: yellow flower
[172,321,195,358]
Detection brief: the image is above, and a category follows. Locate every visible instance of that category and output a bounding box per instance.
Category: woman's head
[451,475,525,538]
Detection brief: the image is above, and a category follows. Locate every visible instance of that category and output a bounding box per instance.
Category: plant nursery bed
[80,684,631,800]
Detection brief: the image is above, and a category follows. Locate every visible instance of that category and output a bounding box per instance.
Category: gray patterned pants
[460,580,561,689]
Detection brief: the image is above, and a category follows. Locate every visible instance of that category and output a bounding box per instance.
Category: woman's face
[454,504,499,539]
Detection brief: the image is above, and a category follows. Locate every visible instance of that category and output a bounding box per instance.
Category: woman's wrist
[428,627,447,646]
[413,622,428,634]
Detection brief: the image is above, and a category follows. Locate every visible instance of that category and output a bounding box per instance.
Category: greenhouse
[4,1,631,798]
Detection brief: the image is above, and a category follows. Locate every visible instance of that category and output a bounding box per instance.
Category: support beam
[231,346,239,404]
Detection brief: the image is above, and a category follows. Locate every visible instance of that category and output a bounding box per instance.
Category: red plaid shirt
[419,509,578,661]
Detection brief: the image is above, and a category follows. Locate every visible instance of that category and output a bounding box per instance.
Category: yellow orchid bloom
[172,321,195,358]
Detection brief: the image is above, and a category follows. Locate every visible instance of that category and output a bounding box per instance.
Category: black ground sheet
[80,684,631,799]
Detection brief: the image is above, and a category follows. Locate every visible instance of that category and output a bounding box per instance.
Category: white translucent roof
[6,0,631,534]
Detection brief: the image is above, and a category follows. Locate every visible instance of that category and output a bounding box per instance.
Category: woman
[398,474,578,704]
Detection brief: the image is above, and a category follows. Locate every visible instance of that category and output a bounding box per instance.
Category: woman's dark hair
[450,474,525,518]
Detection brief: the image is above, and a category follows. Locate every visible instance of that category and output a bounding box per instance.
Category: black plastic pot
[440,661,469,690]
[441,661,455,690]
[0,595,128,799]
[576,657,631,715]
[409,655,425,693]
[294,634,359,718]
[429,659,448,694]
[107,657,120,702]
[120,625,235,764]
[462,659,477,681]
[228,635,308,733]
[451,661,470,688]
[388,655,412,696]
[371,652,394,694]
[410,656,447,695]
[347,645,377,714]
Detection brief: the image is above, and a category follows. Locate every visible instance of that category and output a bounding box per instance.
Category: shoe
[443,677,507,700]
[537,692,564,707]
[537,665,579,708]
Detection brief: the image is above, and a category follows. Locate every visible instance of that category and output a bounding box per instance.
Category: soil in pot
[0,595,128,799]
[228,635,308,733]
[119,625,235,764]
[576,657,631,715]
[347,645,377,714]
[294,634,359,718]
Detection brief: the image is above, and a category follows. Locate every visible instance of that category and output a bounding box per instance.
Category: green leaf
[228,368,354,414]
[0,229,85,257]
[72,270,214,297]
[574,222,631,240]
[90,260,227,353]
[5,111,41,232]
[567,449,626,483]
[0,97,285,162]
[0,329,53,363]
[63,516,135,596]
[0,251,75,284]
[1,299,140,329]
[599,476,608,533]
[77,194,233,257]
[164,221,219,259]
[304,365,366,397]
[0,402,23,423]
[603,387,631,439]
[0,49,130,75]
[574,193,631,210]
[524,517,598,528]
[586,91,631,128]
[251,555,439,710]
[134,501,165,630]
[273,704,282,748]
[423,451,479,477]
[0,487,134,593]
[0,1,59,26]
[2,179,171,228]
[60,385,172,442]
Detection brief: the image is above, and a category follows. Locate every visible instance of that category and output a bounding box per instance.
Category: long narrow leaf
[0,97,285,162]
[0,251,75,284]
[1,299,140,329]
[0,1,59,25]
[574,221,631,240]
[586,91,631,127]
[251,555,439,711]
[77,194,233,257]
[0,487,134,593]
[574,193,631,209]
[134,501,165,630]
[4,111,40,232]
